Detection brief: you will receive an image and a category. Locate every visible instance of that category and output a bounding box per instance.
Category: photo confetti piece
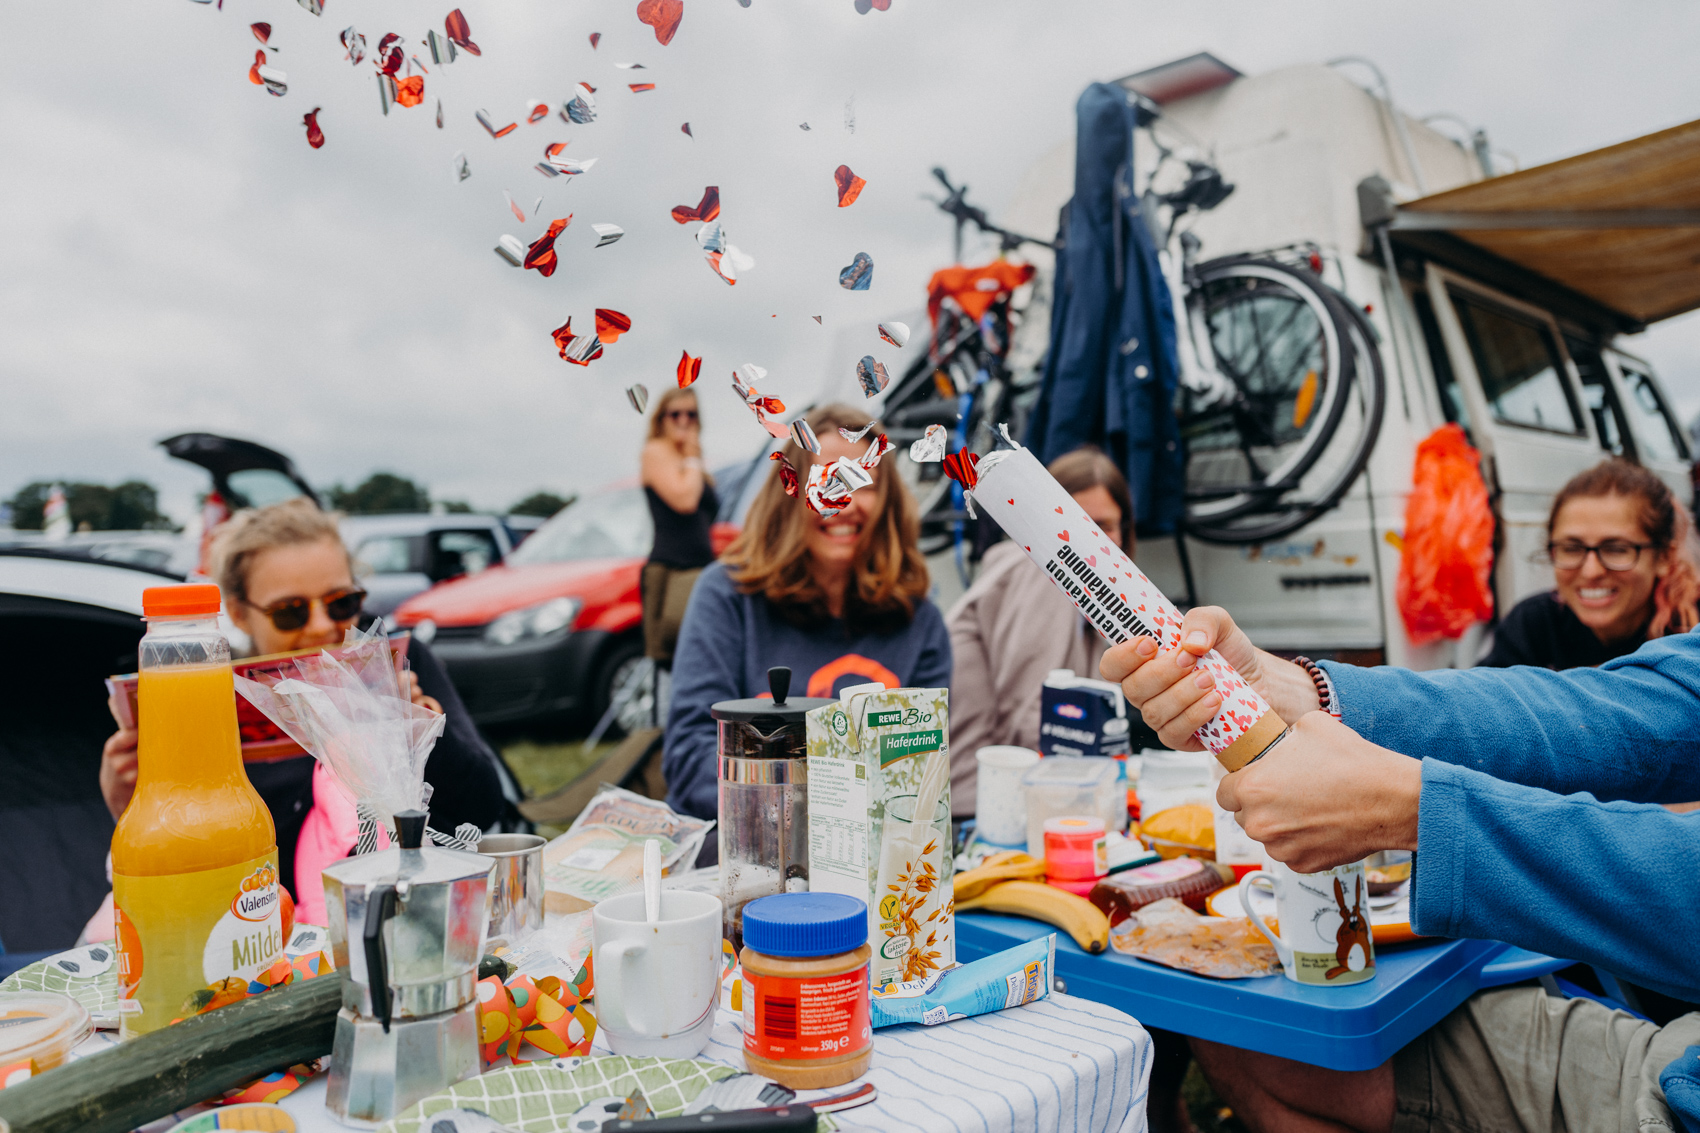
[790,419,821,454]
[444,9,481,56]
[477,109,518,138]
[908,424,946,462]
[302,106,325,149]
[838,252,873,291]
[635,0,683,46]
[629,83,655,92]
[592,223,624,247]
[495,235,525,266]
[626,383,650,414]
[855,355,889,397]
[595,309,632,343]
[676,350,702,387]
[878,321,910,348]
[562,84,597,124]
[834,164,867,207]
[670,186,720,225]
[771,452,800,498]
[523,216,573,276]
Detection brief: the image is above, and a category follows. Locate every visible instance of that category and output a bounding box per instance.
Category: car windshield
[507,488,652,565]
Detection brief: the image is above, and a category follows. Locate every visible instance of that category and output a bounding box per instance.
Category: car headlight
[485,596,582,645]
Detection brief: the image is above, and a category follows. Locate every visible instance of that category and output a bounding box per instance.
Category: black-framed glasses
[250,587,366,631]
[665,409,699,422]
[1545,540,1652,571]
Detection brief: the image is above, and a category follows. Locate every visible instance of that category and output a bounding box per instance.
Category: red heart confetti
[670,186,720,224]
[676,349,702,387]
[834,165,866,207]
[635,0,683,45]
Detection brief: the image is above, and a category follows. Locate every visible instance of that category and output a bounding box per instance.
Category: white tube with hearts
[973,444,1287,771]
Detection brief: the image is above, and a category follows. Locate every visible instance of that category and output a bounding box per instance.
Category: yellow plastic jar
[739,893,873,1089]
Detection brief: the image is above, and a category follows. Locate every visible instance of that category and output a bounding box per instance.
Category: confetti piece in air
[495,235,525,266]
[425,29,450,65]
[671,186,720,224]
[551,318,605,365]
[340,28,366,64]
[854,0,891,12]
[589,32,601,49]
[627,384,650,414]
[251,23,272,46]
[839,252,873,291]
[909,424,946,462]
[812,315,823,324]
[436,99,444,128]
[878,321,910,348]
[676,350,702,387]
[791,419,821,454]
[593,223,624,247]
[771,452,800,498]
[477,109,518,138]
[376,33,404,75]
[834,165,867,207]
[681,122,693,138]
[544,155,598,176]
[378,74,395,114]
[800,122,811,131]
[298,0,323,15]
[395,75,424,107]
[697,222,753,285]
[249,50,266,85]
[257,65,288,97]
[629,83,655,93]
[504,191,527,224]
[857,432,896,472]
[444,9,482,56]
[595,309,631,343]
[941,450,979,489]
[615,62,646,69]
[732,366,787,438]
[805,459,870,517]
[562,85,597,123]
[526,100,550,124]
[533,195,543,216]
[844,95,856,133]
[524,216,573,276]
[454,151,470,181]
[410,54,430,75]
[636,0,684,45]
[302,107,325,148]
[855,355,889,397]
[838,423,874,442]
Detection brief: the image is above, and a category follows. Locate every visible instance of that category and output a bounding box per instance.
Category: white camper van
[989,56,1697,671]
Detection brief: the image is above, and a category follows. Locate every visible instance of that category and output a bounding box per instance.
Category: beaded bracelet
[1291,656,1342,719]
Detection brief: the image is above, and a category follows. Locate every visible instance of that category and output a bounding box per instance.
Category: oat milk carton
[806,684,954,989]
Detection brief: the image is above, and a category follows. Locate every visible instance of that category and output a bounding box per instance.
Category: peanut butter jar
[739,893,873,1089]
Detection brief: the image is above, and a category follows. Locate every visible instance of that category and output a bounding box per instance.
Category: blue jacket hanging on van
[1027,82,1185,536]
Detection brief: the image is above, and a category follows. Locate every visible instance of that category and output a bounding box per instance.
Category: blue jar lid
[741,893,867,958]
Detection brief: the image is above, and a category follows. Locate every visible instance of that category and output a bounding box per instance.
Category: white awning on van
[1368,119,1700,328]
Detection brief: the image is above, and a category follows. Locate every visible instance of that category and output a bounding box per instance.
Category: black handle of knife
[603,1105,819,1132]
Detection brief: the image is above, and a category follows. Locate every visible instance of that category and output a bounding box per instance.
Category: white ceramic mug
[592,889,723,1057]
[975,745,1040,846]
[1238,860,1376,987]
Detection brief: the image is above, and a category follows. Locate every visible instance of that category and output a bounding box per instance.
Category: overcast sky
[6,0,1699,524]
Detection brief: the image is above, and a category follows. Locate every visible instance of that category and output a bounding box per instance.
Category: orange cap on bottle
[142,584,222,618]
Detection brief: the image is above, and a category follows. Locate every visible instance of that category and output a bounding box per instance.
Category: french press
[321,810,494,1125]
[713,667,833,949]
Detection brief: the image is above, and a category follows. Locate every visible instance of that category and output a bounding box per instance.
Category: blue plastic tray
[957,913,1565,1071]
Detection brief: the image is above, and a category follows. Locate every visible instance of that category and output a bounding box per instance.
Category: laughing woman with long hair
[661,403,951,820]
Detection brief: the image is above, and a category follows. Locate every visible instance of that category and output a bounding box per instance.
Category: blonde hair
[210,497,350,605]
[723,403,929,633]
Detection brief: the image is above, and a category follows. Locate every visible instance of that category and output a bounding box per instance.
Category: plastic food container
[1022,756,1121,853]
[1043,817,1108,896]
[0,991,93,1076]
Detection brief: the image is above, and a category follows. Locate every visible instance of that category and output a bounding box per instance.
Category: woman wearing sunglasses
[640,386,719,670]
[97,497,510,922]
[1481,459,1700,669]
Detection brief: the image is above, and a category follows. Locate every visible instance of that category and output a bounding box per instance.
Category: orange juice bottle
[112,584,283,1039]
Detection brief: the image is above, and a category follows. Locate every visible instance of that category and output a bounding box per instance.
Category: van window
[1616,361,1689,463]
[1565,336,1633,459]
[1411,289,1470,432]
[354,535,418,575]
[430,530,499,582]
[1448,290,1583,435]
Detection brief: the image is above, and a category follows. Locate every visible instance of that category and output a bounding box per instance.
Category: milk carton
[806,684,954,989]
[1039,670,1132,758]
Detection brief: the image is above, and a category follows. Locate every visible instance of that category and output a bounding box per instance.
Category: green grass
[499,737,625,839]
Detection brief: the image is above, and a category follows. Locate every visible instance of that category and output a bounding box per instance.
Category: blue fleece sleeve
[662,566,744,821]
[1322,631,1700,803]
[911,601,954,691]
[1412,759,1700,1001]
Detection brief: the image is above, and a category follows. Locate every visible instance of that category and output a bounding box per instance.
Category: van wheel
[591,637,656,738]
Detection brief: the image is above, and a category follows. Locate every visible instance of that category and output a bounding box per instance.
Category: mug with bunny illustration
[1238,860,1376,986]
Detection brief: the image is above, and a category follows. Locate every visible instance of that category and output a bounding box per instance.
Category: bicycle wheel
[1178,258,1356,527]
[1185,283,1387,544]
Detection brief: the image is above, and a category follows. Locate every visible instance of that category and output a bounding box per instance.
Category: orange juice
[111,585,283,1039]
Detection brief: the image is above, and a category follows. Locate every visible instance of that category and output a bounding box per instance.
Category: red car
[393,459,765,731]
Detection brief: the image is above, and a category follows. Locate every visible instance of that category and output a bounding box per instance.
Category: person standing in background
[946,446,1153,816]
[640,387,720,672]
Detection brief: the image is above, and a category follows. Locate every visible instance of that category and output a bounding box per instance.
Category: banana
[951,852,1047,902]
[954,880,1111,954]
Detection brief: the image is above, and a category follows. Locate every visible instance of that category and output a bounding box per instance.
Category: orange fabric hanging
[1396,423,1496,645]
[926,261,1035,325]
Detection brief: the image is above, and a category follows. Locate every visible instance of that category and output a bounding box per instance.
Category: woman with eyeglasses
[96,497,510,922]
[640,387,720,670]
[1480,459,1700,669]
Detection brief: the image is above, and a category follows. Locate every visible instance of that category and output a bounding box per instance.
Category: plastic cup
[974,746,1040,847]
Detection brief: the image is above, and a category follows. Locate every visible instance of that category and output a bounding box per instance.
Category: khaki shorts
[1394,987,1700,1133]
[641,562,702,664]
